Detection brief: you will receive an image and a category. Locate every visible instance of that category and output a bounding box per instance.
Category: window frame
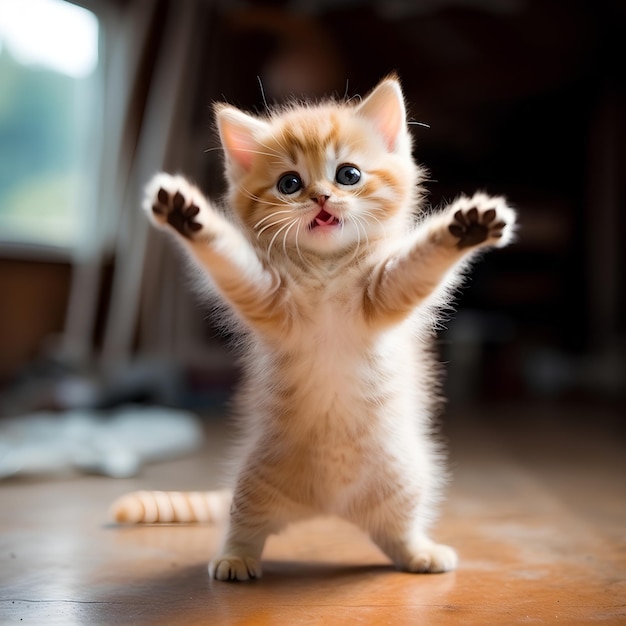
[0,0,110,261]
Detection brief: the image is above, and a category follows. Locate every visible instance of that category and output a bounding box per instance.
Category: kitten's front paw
[144,173,208,240]
[405,542,458,574]
[447,194,515,250]
[209,555,262,582]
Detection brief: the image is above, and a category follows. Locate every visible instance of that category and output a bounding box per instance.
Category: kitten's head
[216,76,424,260]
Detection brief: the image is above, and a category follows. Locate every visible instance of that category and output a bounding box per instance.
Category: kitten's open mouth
[310,209,341,229]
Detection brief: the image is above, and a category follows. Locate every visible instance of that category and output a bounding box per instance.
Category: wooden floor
[1,400,624,625]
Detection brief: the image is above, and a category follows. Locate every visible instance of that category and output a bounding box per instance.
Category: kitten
[111,75,516,582]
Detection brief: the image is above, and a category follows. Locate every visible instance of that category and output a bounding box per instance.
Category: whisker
[258,135,292,164]
[267,219,297,258]
[239,186,287,209]
[282,220,298,256]
[257,75,270,113]
[253,210,293,230]
[345,93,362,106]
[235,148,281,159]
[255,142,283,161]
[257,215,294,237]
[351,213,371,250]
[239,185,263,203]
[294,220,306,266]
[341,216,361,265]
[351,215,368,259]
[357,208,387,238]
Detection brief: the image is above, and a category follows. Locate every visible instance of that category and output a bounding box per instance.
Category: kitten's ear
[216,105,269,173]
[356,77,406,152]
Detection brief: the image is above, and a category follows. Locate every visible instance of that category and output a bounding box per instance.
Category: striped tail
[110,489,232,524]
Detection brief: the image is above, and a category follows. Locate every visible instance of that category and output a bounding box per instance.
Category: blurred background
[0,0,624,477]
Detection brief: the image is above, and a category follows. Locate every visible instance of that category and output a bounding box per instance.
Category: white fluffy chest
[278,293,415,425]
[240,291,426,511]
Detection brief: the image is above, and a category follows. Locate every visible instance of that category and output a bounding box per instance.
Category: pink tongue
[315,209,337,226]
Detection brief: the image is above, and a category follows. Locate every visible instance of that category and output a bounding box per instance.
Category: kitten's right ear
[216,105,269,174]
[356,77,406,152]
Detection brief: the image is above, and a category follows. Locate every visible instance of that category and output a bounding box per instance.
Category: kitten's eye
[335,164,361,186]
[277,172,303,195]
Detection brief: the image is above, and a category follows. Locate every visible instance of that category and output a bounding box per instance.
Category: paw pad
[448,205,506,250]
[152,188,202,238]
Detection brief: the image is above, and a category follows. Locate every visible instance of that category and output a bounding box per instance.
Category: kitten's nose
[312,195,330,208]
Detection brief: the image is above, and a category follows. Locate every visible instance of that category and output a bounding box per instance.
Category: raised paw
[144,173,208,240]
[152,188,203,239]
[447,194,515,250]
[209,556,262,582]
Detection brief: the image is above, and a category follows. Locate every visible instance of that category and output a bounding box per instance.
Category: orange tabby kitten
[111,75,516,581]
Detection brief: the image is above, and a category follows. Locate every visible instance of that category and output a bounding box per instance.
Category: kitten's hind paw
[447,193,515,250]
[209,555,262,582]
[404,542,458,574]
[144,173,208,240]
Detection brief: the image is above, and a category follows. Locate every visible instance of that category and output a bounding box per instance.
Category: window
[0,0,100,251]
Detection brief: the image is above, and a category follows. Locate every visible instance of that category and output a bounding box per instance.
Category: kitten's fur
[140,76,516,581]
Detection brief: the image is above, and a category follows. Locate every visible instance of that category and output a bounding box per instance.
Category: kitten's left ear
[216,105,269,174]
[356,76,406,152]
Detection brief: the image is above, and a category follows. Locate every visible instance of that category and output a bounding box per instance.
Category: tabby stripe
[110,490,232,524]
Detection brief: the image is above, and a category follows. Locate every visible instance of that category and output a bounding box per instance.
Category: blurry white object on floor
[0,405,203,479]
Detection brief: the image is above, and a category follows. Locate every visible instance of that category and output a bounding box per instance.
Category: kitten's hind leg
[373,529,458,574]
[209,535,266,582]
[209,493,269,581]
[357,494,457,574]
[209,474,309,582]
